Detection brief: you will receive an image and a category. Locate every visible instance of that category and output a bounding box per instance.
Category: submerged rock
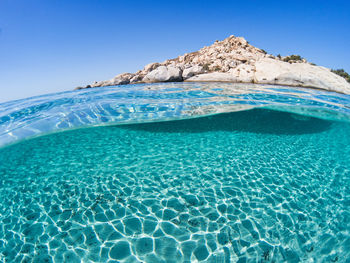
[80,35,350,94]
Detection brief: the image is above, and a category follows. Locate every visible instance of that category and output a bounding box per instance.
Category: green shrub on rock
[331,69,350,83]
[283,55,303,63]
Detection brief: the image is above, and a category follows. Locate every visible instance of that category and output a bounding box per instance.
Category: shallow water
[0,83,350,262]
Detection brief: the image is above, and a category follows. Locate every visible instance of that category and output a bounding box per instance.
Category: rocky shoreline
[78,35,350,94]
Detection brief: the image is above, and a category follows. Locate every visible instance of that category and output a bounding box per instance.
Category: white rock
[143,62,160,72]
[186,72,238,82]
[111,73,134,85]
[229,64,255,83]
[182,65,204,79]
[255,58,350,93]
[143,65,182,82]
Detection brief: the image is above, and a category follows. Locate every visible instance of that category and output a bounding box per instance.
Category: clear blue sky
[0,0,349,102]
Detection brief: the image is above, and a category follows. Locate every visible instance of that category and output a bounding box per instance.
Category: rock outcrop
[78,35,350,94]
[143,65,183,82]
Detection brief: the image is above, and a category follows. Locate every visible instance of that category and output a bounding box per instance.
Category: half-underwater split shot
[1,1,350,262]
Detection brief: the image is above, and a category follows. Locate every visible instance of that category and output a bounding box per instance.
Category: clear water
[0,83,350,262]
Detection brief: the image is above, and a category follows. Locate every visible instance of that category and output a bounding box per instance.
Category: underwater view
[0,82,350,262]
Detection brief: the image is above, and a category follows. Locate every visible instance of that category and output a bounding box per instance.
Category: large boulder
[228,64,255,83]
[143,62,160,72]
[143,65,182,82]
[182,65,205,79]
[110,73,135,85]
[255,58,350,93]
[90,73,134,88]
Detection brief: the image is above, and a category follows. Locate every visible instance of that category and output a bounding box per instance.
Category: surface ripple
[1,82,350,147]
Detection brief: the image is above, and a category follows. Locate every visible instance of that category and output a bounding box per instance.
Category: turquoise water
[0,83,350,262]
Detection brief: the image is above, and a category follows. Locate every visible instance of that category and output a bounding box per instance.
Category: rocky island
[79,35,350,94]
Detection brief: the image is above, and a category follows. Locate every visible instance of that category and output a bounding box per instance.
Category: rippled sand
[0,109,349,262]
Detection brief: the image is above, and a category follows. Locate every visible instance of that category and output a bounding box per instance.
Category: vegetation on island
[331,69,350,83]
[283,55,303,62]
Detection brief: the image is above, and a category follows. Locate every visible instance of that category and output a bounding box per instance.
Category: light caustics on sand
[0,83,350,262]
[1,82,350,148]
